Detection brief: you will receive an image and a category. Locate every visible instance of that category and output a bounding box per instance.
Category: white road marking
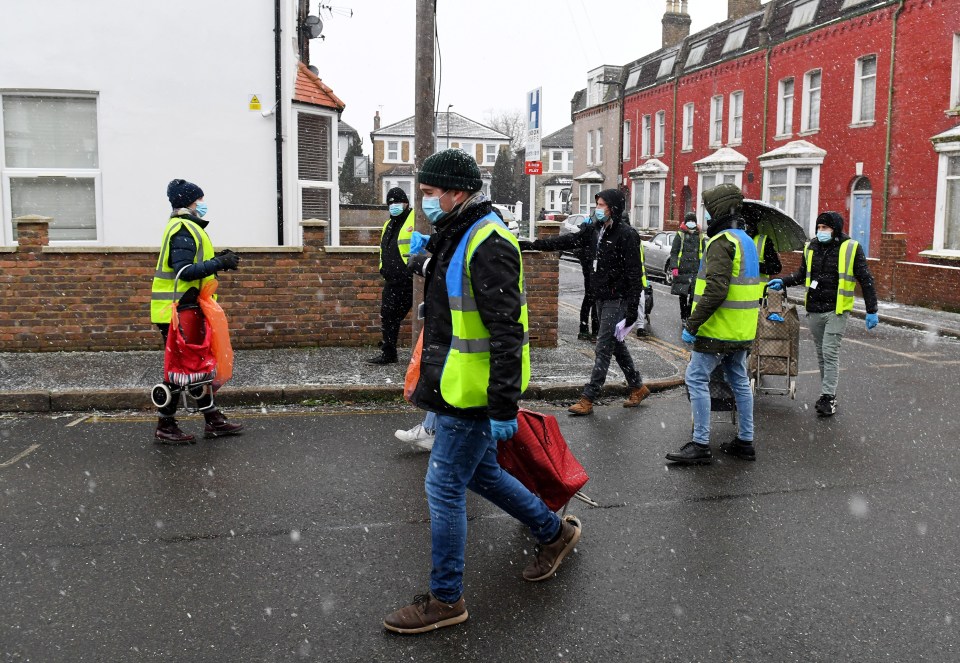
[66,415,89,427]
[0,444,40,468]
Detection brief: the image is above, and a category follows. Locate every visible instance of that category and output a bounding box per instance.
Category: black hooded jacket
[411,199,525,421]
[379,210,414,284]
[780,211,878,314]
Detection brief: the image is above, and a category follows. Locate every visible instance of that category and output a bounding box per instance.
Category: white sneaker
[395,424,435,451]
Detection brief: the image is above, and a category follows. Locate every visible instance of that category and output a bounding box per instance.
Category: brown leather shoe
[154,417,196,445]
[567,397,593,416]
[523,516,582,581]
[203,410,244,438]
[623,385,651,407]
[383,593,468,634]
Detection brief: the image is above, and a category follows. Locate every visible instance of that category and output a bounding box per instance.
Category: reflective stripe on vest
[150,217,216,324]
[440,212,531,409]
[691,228,763,342]
[754,234,766,262]
[379,208,415,268]
[639,240,649,288]
[804,239,859,314]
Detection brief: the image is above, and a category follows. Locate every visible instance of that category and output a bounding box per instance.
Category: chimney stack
[728,0,762,21]
[373,110,381,131]
[662,0,691,49]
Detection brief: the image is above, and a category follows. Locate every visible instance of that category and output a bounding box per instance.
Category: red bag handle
[518,408,552,447]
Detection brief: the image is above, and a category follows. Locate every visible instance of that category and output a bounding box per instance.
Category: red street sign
[524,161,543,175]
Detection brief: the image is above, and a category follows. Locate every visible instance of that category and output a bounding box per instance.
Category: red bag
[163,304,216,387]
[496,408,589,512]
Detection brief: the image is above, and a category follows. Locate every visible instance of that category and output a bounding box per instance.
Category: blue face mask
[388,203,405,217]
[704,210,712,222]
[594,209,607,222]
[194,202,208,218]
[421,192,448,225]
[816,230,833,243]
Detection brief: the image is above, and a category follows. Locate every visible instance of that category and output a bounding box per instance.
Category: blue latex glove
[865,313,879,330]
[489,418,518,442]
[767,278,784,291]
[409,231,429,255]
[767,313,785,322]
[682,329,696,344]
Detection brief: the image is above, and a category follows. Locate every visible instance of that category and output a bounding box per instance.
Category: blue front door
[850,193,872,256]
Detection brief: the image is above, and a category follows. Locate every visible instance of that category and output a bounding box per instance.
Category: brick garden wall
[0,217,559,352]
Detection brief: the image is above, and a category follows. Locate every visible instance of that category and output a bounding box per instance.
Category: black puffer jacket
[412,200,525,421]
[780,211,877,314]
[668,229,703,295]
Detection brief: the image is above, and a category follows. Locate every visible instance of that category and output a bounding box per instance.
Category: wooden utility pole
[413,0,435,340]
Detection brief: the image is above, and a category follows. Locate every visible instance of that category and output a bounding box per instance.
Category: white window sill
[798,128,820,137]
[945,108,960,117]
[919,249,960,261]
[849,120,875,129]
[727,139,743,147]
[773,133,792,141]
[709,143,723,150]
[681,147,693,153]
[654,153,665,158]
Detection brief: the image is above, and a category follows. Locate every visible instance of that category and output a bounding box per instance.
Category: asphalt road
[2,266,959,662]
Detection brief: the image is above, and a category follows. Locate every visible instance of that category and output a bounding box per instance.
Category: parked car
[641,230,678,285]
[560,213,589,236]
[492,204,520,236]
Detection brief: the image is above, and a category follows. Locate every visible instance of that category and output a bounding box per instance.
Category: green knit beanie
[701,183,744,219]
[418,148,483,192]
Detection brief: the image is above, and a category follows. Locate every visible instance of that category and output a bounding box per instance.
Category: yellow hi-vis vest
[691,228,763,342]
[150,216,216,324]
[678,232,705,261]
[379,208,415,268]
[803,239,860,314]
[440,212,530,409]
[638,239,650,288]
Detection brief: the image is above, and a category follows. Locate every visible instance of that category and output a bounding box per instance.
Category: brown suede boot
[383,593,468,634]
[567,397,593,416]
[623,385,651,407]
[155,417,196,445]
[203,409,244,438]
[523,516,582,581]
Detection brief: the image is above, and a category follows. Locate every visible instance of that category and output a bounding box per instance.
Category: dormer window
[722,25,749,54]
[786,0,819,31]
[685,42,708,68]
[841,0,869,8]
[657,54,677,78]
[625,68,641,89]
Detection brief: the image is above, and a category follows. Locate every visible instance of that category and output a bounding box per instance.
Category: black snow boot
[155,417,196,445]
[203,409,245,438]
[367,345,398,364]
[815,394,837,417]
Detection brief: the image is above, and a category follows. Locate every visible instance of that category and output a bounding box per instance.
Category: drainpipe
[882,0,906,234]
[274,0,285,245]
[670,71,679,222]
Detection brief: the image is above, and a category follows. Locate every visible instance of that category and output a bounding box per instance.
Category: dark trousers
[156,323,213,416]
[380,279,413,351]
[678,290,693,320]
[583,299,643,401]
[580,268,599,334]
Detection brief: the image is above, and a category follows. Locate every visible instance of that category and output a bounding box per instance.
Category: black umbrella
[740,199,808,252]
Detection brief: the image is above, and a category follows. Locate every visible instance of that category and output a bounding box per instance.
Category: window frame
[1,91,103,245]
[686,42,708,68]
[655,111,666,156]
[484,143,498,165]
[801,69,822,133]
[596,128,604,164]
[930,141,960,256]
[657,54,677,79]
[777,77,795,138]
[786,0,819,32]
[586,130,595,166]
[641,115,651,157]
[623,120,631,161]
[578,182,601,215]
[728,91,744,145]
[631,178,666,230]
[852,54,878,126]
[710,95,724,147]
[385,139,400,163]
[952,33,960,112]
[682,102,694,151]
[722,25,749,54]
[761,164,821,234]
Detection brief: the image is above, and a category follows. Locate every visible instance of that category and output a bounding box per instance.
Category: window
[853,54,877,124]
[383,178,413,202]
[579,182,600,214]
[841,0,870,8]
[683,103,694,151]
[625,68,642,89]
[550,150,571,172]
[631,179,665,230]
[802,69,822,132]
[655,111,665,155]
[623,121,631,161]
[931,132,960,255]
[2,94,101,242]
[952,34,960,110]
[597,128,604,164]
[686,42,708,68]
[458,142,474,158]
[941,154,960,250]
[729,91,744,144]
[587,130,595,165]
[386,140,399,162]
[484,144,498,165]
[722,25,749,54]
[786,0,819,32]
[764,166,817,231]
[657,54,677,78]
[710,95,724,146]
[641,115,651,157]
[777,78,795,136]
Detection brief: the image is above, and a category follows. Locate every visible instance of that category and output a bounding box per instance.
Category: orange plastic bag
[198,280,234,388]
[403,329,424,403]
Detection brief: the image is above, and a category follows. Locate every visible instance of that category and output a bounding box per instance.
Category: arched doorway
[849,176,872,256]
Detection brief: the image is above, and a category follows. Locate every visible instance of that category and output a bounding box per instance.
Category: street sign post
[524,161,543,175]
[526,87,542,238]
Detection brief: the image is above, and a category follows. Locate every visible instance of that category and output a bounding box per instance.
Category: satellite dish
[303,15,323,39]
[308,65,319,76]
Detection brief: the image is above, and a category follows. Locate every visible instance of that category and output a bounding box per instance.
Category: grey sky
[313,0,731,144]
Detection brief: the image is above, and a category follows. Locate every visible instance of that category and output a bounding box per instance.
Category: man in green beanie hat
[384,149,582,634]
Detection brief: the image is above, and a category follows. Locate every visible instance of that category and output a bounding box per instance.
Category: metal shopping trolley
[749,288,799,398]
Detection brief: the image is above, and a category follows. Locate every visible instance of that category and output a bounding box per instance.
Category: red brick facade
[0,217,559,352]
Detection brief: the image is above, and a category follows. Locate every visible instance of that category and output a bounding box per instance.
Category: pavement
[1,276,958,413]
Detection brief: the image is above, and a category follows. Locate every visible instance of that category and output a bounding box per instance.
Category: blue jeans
[423,411,436,434]
[685,350,754,446]
[425,414,561,603]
